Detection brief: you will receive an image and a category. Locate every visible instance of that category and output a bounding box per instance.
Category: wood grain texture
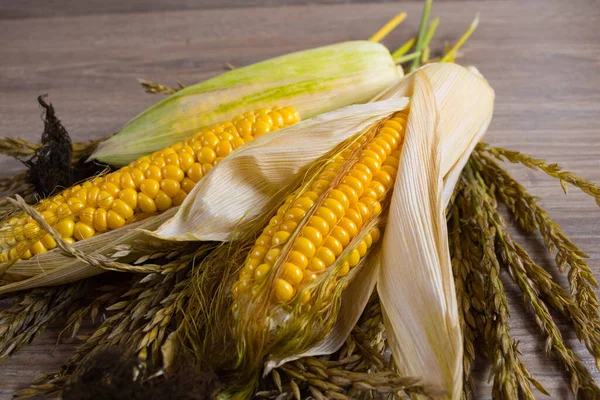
[0,0,599,398]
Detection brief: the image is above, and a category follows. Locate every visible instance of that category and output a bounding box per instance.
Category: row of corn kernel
[232,112,407,304]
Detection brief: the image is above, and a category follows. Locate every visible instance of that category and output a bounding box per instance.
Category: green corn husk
[91,41,403,165]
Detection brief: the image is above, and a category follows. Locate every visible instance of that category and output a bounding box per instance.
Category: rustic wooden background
[0,0,599,398]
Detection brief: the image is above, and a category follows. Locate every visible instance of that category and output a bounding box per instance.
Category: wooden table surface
[1,0,599,398]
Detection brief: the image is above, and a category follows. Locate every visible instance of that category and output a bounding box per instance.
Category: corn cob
[0,107,300,264]
[91,41,403,166]
[232,110,407,305]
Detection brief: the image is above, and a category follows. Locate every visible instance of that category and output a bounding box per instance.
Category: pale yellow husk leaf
[377,64,493,399]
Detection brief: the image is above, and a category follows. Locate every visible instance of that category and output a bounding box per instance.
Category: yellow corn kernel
[160,179,181,198]
[322,198,345,220]
[140,179,160,199]
[308,257,326,272]
[120,171,136,189]
[232,279,249,299]
[281,262,304,285]
[150,157,165,168]
[178,152,195,170]
[236,120,252,136]
[345,209,363,228]
[274,278,294,302]
[180,178,195,194]
[40,210,58,226]
[187,163,203,182]
[111,199,134,220]
[30,241,47,256]
[264,248,281,264]
[100,182,120,198]
[165,152,180,167]
[288,251,309,270]
[94,208,108,232]
[162,165,184,182]
[23,221,42,239]
[357,241,368,257]
[301,226,323,247]
[330,226,350,247]
[119,188,138,209]
[231,137,245,150]
[293,237,316,259]
[315,207,337,227]
[68,198,86,214]
[307,216,329,236]
[201,163,213,175]
[131,169,145,186]
[299,290,311,304]
[215,141,233,157]
[255,235,271,248]
[272,231,291,246]
[41,233,57,249]
[200,132,220,149]
[348,249,361,267]
[79,207,96,226]
[97,191,114,209]
[74,222,95,241]
[20,249,32,260]
[197,147,217,164]
[87,186,101,207]
[324,236,343,256]
[254,264,271,282]
[279,221,298,233]
[173,191,187,206]
[338,184,359,204]
[107,210,125,230]
[154,190,173,211]
[55,219,75,238]
[337,262,350,277]
[250,246,268,261]
[317,246,337,267]
[13,226,25,242]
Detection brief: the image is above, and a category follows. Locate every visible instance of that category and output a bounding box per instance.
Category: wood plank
[0,0,599,398]
[0,0,477,20]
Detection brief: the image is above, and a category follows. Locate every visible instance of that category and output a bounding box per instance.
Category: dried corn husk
[377,64,493,399]
[91,41,403,165]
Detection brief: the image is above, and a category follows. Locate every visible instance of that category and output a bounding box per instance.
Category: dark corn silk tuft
[24,95,73,197]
